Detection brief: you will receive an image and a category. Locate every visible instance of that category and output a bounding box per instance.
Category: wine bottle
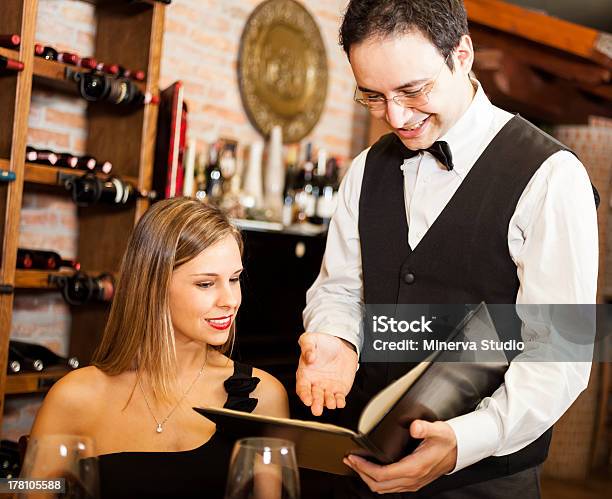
[51,271,115,306]
[9,340,80,372]
[117,65,131,78]
[8,343,43,372]
[99,160,113,174]
[57,51,79,65]
[314,157,339,225]
[76,72,109,101]
[64,173,156,207]
[118,78,156,105]
[116,66,145,82]
[26,146,58,166]
[77,57,97,70]
[76,72,156,106]
[76,155,97,171]
[56,152,79,169]
[17,248,80,271]
[25,145,37,162]
[205,143,224,203]
[74,155,113,174]
[40,46,58,61]
[7,359,21,374]
[0,34,20,49]
[307,148,328,224]
[96,62,119,75]
[301,148,317,219]
[0,169,16,182]
[0,55,24,72]
[281,145,300,226]
[194,151,208,202]
[100,177,156,204]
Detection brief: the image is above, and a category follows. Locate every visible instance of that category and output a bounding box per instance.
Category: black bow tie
[406,141,454,170]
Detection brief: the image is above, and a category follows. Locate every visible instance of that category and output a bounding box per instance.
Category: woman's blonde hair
[92,197,243,403]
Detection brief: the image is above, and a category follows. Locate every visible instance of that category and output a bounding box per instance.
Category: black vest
[353,115,573,494]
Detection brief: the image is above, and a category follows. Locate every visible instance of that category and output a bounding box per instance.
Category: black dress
[97,362,260,499]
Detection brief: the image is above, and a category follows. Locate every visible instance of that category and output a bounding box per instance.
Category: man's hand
[296,332,358,416]
[343,420,457,494]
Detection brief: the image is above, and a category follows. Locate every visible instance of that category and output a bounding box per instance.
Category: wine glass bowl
[225,437,300,499]
[18,434,99,499]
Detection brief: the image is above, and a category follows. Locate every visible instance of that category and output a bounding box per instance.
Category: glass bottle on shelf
[205,143,224,204]
[315,157,340,226]
[0,55,24,73]
[8,340,79,373]
[282,144,300,226]
[16,248,80,271]
[194,148,208,202]
[0,33,20,49]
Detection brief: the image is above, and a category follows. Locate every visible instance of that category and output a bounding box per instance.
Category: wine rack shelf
[25,162,139,187]
[14,269,75,290]
[0,159,138,188]
[13,269,114,290]
[0,46,20,62]
[0,44,146,95]
[5,369,68,395]
[32,54,145,93]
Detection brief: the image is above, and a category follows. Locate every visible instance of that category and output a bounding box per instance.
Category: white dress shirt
[303,82,598,473]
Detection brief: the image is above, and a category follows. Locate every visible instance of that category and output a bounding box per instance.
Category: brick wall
[160,0,368,158]
[3,0,367,438]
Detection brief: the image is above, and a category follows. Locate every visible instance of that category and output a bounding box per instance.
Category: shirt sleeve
[302,149,369,355]
[447,150,598,472]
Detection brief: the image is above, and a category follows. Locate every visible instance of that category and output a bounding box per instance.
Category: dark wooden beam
[465,0,611,68]
[471,25,611,85]
[474,55,612,124]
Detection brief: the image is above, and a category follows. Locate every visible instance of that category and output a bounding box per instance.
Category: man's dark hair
[339,0,469,71]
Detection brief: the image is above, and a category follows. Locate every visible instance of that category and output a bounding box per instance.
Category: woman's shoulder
[30,366,114,436]
[48,366,110,404]
[250,366,289,418]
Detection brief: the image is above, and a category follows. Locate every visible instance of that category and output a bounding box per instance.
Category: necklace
[138,354,207,434]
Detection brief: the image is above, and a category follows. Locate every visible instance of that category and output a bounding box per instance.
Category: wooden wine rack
[5,368,69,396]
[14,269,76,290]
[0,159,139,188]
[0,0,166,427]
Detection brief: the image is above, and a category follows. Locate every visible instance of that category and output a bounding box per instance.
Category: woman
[30,198,289,498]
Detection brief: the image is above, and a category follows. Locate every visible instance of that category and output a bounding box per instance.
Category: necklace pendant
[156,423,163,433]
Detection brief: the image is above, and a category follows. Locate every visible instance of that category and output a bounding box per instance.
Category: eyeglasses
[354,55,450,113]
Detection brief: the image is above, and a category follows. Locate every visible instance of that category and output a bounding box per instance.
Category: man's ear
[454,34,474,75]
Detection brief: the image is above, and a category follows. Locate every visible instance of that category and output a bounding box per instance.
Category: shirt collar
[438,80,496,178]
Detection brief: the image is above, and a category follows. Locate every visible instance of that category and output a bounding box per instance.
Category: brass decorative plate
[238,0,328,143]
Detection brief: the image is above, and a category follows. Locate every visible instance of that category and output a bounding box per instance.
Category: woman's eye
[230,277,241,284]
[196,282,213,289]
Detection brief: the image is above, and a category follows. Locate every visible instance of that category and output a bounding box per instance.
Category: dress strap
[223,362,260,413]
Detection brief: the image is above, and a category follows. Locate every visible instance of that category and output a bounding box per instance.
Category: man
[296,0,598,497]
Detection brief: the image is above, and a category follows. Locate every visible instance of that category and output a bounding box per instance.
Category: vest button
[403,272,415,284]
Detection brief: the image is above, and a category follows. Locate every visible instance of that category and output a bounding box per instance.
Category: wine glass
[225,437,300,499]
[18,434,99,499]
